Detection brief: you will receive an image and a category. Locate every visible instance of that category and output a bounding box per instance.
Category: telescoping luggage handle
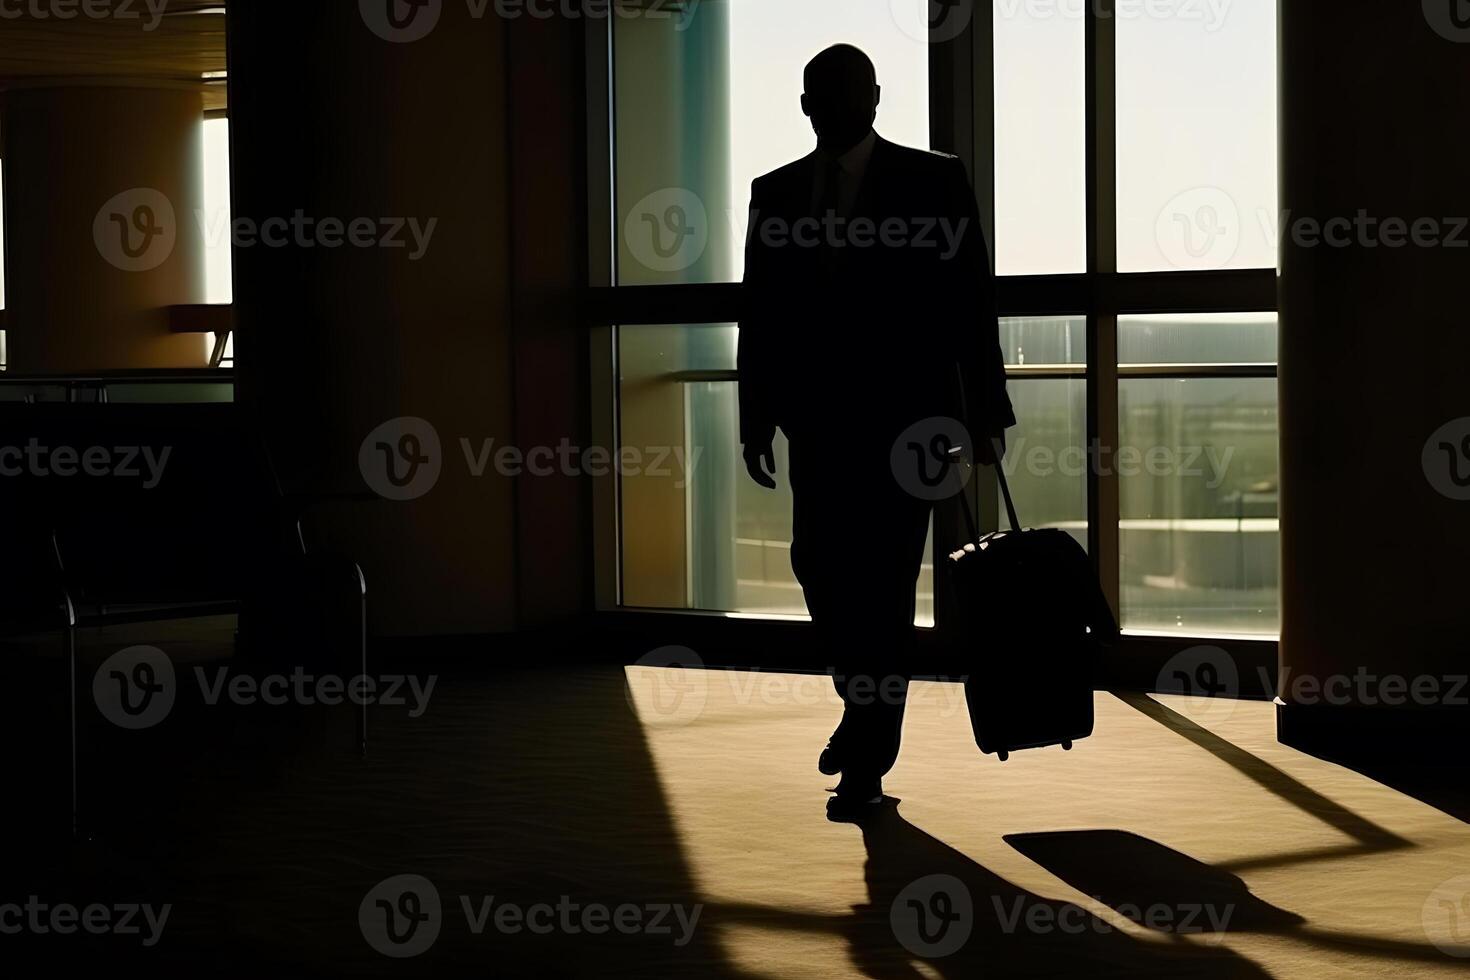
[950,363,1021,542]
[948,439,1021,546]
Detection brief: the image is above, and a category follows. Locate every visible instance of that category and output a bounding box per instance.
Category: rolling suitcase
[946,440,1117,761]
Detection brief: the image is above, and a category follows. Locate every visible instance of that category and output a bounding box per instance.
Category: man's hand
[743,441,777,489]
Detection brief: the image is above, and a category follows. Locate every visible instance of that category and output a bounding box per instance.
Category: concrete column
[1277,5,1470,752]
[1,83,209,372]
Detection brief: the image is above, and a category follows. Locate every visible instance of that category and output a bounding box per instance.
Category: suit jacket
[738,135,1015,451]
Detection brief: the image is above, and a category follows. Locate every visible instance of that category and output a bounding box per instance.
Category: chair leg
[67,624,79,840]
[359,589,368,757]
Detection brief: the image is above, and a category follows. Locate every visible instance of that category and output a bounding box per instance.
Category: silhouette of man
[739,45,1014,820]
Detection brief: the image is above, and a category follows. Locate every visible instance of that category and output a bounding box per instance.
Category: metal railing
[0,369,235,404]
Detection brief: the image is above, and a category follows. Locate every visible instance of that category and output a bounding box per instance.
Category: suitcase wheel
[997,750,1009,762]
[1062,741,1073,751]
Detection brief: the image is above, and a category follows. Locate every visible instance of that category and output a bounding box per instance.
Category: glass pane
[1119,312,1278,365]
[1002,377,1088,549]
[1119,377,1280,636]
[613,0,930,285]
[202,117,233,305]
[1116,0,1278,272]
[999,315,1087,366]
[618,324,933,626]
[994,0,1086,274]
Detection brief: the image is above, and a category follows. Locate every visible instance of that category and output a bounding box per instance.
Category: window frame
[583,2,1280,667]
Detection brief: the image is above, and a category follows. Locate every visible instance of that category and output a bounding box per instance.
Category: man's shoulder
[752,153,816,193]
[880,139,964,174]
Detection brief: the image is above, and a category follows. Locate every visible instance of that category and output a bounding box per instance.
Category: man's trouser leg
[788,441,932,785]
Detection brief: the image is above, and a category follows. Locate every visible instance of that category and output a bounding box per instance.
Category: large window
[995,0,1280,637]
[608,1,935,624]
[613,0,929,286]
[593,0,1280,641]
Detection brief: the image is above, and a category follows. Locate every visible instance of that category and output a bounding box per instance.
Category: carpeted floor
[2,617,1467,977]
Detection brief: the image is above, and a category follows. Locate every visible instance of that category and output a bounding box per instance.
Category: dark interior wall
[2,85,210,371]
[505,11,593,627]
[1278,5,1470,747]
[227,1,589,636]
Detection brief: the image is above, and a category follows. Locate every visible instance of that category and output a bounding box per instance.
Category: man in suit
[739,44,1014,820]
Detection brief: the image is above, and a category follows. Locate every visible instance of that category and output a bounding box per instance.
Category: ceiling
[0,0,228,111]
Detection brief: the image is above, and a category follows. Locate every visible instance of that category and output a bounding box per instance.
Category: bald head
[801,45,881,153]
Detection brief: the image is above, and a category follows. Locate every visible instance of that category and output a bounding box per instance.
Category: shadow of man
[713,804,1276,978]
[841,803,1274,979]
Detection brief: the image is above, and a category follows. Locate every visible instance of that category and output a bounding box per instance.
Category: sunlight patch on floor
[626,667,1470,977]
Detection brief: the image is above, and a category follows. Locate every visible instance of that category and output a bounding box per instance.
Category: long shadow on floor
[1010,828,1465,968]
[719,804,1273,979]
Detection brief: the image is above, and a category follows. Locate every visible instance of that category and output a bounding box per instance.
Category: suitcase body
[944,438,1117,761]
[947,526,1113,760]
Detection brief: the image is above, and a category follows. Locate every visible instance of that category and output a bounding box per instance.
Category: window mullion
[1087,0,1121,620]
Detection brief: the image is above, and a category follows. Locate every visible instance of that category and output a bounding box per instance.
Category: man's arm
[738,179,778,488]
[943,156,1015,461]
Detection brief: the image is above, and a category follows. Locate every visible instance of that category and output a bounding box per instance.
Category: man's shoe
[825,779,884,823]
